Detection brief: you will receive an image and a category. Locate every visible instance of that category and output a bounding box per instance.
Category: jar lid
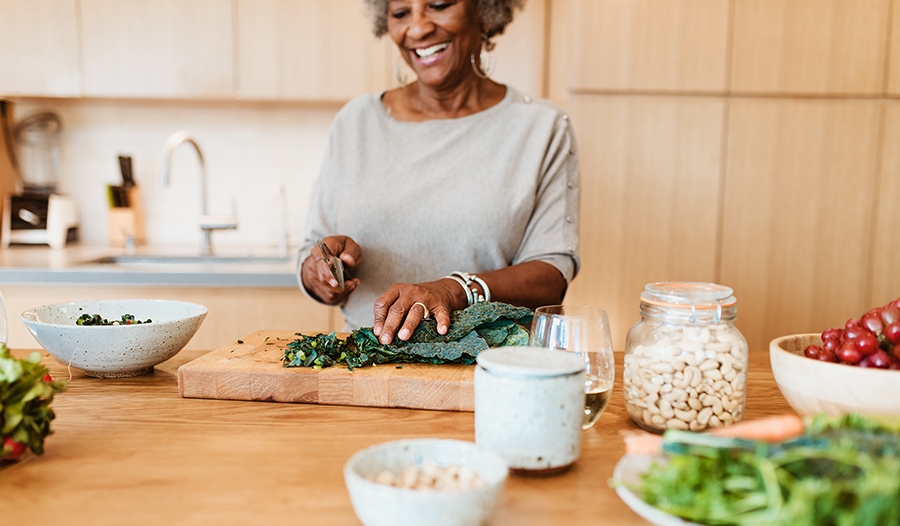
[641,282,736,309]
[476,347,586,378]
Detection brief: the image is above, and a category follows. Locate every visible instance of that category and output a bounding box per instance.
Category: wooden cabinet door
[236,0,388,101]
[80,0,234,99]
[0,0,81,97]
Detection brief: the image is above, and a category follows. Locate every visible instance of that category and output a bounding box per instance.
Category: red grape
[823,338,840,353]
[859,356,874,367]
[881,305,900,326]
[837,342,862,365]
[884,321,900,345]
[804,345,822,359]
[842,326,870,341]
[845,318,861,329]
[891,343,900,361]
[869,350,891,369]
[855,333,879,356]
[890,357,900,370]
[822,327,842,342]
[861,312,885,335]
[817,350,838,363]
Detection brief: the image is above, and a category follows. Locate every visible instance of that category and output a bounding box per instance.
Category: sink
[87,255,294,266]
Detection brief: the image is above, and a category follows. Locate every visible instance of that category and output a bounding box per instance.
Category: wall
[550,0,900,351]
[11,99,337,249]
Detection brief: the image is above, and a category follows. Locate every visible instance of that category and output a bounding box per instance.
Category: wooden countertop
[0,349,792,525]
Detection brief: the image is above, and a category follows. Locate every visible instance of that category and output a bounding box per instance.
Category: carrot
[707,414,804,441]
[622,414,806,456]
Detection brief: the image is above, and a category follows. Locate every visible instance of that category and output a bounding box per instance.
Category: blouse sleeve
[511,111,581,284]
[297,122,341,301]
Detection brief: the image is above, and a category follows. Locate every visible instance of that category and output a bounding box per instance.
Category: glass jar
[623,282,748,433]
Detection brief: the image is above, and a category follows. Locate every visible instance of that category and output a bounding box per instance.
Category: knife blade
[317,239,345,291]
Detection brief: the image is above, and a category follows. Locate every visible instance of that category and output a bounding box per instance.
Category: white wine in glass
[530,305,615,429]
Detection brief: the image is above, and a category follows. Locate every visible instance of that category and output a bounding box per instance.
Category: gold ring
[412,302,430,320]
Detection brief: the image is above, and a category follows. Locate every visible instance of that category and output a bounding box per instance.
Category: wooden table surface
[0,349,792,525]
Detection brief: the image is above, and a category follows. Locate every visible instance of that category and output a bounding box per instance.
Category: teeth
[415,43,448,58]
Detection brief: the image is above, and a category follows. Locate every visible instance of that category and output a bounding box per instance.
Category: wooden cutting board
[177,330,475,411]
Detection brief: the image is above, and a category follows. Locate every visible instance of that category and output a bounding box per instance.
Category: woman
[298,0,580,346]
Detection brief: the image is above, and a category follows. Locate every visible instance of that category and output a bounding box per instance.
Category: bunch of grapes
[804,296,900,369]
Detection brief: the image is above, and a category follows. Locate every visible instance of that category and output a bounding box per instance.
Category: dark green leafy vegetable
[0,345,67,462]
[622,414,900,525]
[283,302,533,370]
[76,313,151,325]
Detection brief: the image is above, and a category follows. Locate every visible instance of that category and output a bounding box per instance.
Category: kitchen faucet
[161,131,237,255]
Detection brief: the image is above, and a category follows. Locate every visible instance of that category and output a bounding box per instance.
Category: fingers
[327,235,362,270]
[397,303,429,341]
[432,303,452,335]
[373,289,400,339]
[303,244,358,305]
[373,282,455,345]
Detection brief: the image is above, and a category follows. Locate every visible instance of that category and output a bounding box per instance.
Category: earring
[395,65,409,88]
[470,51,495,79]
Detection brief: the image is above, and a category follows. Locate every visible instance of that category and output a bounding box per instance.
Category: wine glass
[529,305,615,429]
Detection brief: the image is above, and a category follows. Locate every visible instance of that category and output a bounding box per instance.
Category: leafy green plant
[0,344,67,461]
[624,414,900,525]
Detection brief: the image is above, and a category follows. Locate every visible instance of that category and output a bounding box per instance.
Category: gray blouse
[300,86,580,330]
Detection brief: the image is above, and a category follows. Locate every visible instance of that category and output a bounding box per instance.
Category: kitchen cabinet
[2,285,341,351]
[0,0,81,97]
[720,99,882,349]
[731,0,890,95]
[235,0,548,102]
[889,3,900,95]
[566,0,730,93]
[236,0,389,101]
[80,0,234,99]
[874,103,900,306]
[564,94,725,350]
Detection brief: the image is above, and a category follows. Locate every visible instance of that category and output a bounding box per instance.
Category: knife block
[108,186,145,247]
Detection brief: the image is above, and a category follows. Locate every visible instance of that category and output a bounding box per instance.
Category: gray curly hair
[362,0,527,51]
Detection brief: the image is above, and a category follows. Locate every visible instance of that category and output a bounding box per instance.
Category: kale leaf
[283,302,533,370]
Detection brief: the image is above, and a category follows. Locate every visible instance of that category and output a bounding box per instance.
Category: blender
[1,111,79,249]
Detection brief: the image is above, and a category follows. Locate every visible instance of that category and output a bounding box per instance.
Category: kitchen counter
[0,244,300,288]
[0,349,792,525]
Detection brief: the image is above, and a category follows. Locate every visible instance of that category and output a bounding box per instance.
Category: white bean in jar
[623,282,748,433]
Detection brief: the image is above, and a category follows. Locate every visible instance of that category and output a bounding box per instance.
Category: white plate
[611,454,703,526]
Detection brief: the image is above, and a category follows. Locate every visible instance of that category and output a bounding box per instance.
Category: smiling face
[387,0,485,91]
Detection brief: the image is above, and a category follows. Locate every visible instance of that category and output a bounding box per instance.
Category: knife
[119,155,135,188]
[317,239,345,291]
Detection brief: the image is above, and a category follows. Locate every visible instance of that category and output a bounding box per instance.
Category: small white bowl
[770,333,900,417]
[344,439,508,526]
[22,299,207,378]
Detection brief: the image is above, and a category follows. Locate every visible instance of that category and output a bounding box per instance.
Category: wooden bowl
[770,334,900,417]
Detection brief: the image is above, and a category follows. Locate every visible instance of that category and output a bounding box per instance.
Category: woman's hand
[372,279,465,345]
[300,235,361,305]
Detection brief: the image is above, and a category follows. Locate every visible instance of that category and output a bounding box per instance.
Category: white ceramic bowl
[770,333,900,417]
[21,299,207,378]
[344,439,508,526]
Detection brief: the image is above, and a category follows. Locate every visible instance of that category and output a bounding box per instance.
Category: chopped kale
[283,302,533,370]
